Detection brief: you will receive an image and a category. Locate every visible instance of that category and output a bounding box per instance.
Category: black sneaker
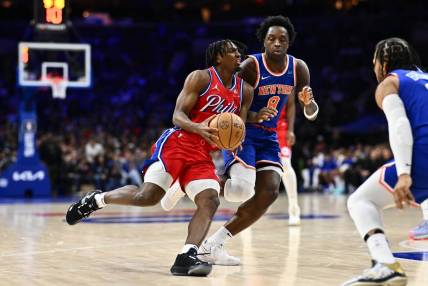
[66,190,102,225]
[170,248,212,276]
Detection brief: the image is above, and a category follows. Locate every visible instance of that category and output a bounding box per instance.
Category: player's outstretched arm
[295,59,319,121]
[375,75,415,209]
[172,70,219,146]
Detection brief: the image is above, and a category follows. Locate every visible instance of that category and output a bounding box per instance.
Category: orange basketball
[209,113,245,150]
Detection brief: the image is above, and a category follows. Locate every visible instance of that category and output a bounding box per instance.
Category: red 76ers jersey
[189,66,243,123]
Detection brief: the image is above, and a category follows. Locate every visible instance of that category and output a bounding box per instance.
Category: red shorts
[148,128,219,189]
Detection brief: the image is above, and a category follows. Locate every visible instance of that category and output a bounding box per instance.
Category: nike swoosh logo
[261,76,270,80]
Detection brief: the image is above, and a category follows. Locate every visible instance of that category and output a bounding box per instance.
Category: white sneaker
[288,205,301,226]
[199,241,241,266]
[342,260,407,286]
[160,182,185,211]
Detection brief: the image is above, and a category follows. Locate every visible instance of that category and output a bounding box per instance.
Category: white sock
[421,199,428,220]
[181,244,197,254]
[94,193,106,208]
[366,233,396,264]
[207,226,233,245]
[282,162,298,202]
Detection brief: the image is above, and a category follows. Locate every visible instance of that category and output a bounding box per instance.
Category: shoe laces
[199,242,226,256]
[212,243,233,257]
[361,262,394,279]
[77,193,98,216]
[186,251,206,265]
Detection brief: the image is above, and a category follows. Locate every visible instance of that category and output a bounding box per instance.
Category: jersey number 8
[267,96,280,111]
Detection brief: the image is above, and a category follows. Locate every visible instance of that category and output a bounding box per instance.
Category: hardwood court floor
[0,194,427,286]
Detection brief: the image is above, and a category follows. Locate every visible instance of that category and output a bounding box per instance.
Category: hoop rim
[47,76,67,99]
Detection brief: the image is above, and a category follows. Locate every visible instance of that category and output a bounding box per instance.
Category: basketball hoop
[18,42,91,98]
[47,76,67,99]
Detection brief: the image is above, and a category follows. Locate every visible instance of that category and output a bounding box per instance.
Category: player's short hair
[374,37,422,73]
[256,15,296,46]
[205,39,247,67]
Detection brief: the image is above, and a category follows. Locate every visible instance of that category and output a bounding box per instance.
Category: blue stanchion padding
[0,110,51,197]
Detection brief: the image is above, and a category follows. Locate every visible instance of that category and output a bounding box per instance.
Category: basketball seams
[230,114,241,149]
[217,114,227,149]
[228,113,233,149]
[210,113,245,150]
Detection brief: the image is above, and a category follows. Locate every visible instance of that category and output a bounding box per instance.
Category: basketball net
[47,76,67,99]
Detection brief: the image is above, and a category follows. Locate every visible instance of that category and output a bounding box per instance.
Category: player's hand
[257,107,278,123]
[298,86,314,106]
[286,131,296,146]
[231,144,244,155]
[197,115,219,147]
[393,174,414,209]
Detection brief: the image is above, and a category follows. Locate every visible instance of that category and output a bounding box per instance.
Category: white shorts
[257,165,283,177]
[145,161,220,201]
[185,179,220,202]
[143,161,173,192]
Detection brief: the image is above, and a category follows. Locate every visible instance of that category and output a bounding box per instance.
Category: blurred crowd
[1,121,393,196]
[298,142,392,194]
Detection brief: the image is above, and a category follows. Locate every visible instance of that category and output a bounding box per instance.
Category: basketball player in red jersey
[277,107,301,225]
[65,40,254,276]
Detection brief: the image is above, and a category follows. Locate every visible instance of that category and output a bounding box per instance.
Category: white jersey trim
[262,53,289,77]
[199,68,212,97]
[212,66,237,90]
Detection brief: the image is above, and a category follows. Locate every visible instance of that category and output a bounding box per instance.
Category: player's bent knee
[225,163,256,202]
[263,179,281,196]
[267,188,279,202]
[224,179,255,202]
[205,194,220,210]
[347,192,358,214]
[185,179,220,202]
[194,189,220,210]
[346,186,375,220]
[256,185,279,206]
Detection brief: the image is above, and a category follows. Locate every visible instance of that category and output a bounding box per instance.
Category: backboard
[18,42,91,98]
